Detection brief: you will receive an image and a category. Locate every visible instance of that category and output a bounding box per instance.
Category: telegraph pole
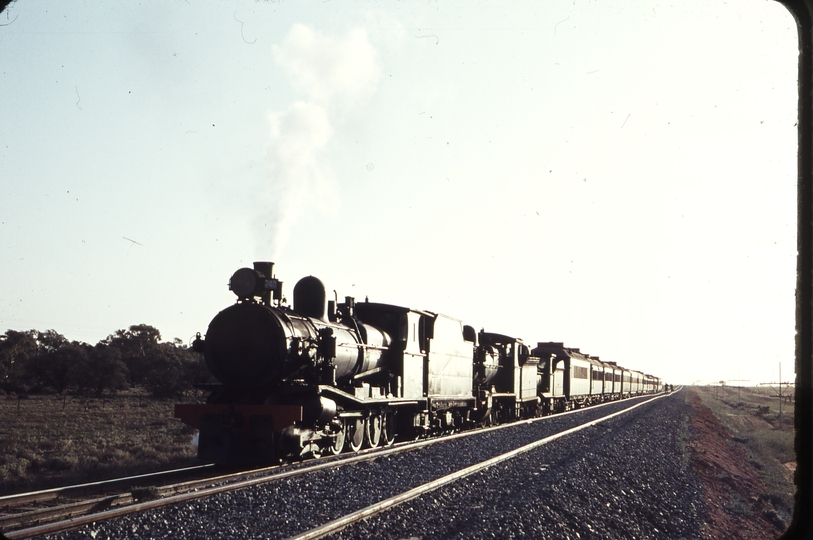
[719,379,749,401]
[759,362,795,430]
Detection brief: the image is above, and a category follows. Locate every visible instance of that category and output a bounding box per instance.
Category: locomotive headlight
[229,267,261,298]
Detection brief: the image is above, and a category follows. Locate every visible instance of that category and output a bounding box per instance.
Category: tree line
[0,325,214,398]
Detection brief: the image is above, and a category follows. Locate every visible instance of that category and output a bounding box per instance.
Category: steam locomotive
[175,262,662,464]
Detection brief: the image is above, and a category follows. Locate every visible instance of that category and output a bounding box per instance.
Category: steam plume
[257,24,380,259]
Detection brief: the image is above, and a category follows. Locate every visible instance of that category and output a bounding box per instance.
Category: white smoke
[273,24,381,106]
[258,24,381,259]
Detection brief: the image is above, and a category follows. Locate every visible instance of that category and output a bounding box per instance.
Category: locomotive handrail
[336,342,389,352]
[352,367,384,380]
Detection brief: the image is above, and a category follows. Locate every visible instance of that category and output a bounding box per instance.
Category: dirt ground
[686,389,789,539]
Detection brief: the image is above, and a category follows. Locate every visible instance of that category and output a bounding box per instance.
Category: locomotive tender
[175,262,662,463]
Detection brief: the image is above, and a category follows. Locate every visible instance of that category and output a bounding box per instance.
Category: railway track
[1,433,478,539]
[0,464,216,510]
[287,392,670,540]
[1,393,668,539]
[0,459,308,539]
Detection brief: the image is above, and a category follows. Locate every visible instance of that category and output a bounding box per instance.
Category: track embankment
[686,388,789,539]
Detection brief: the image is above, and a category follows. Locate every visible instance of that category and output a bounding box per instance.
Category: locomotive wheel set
[175,262,663,464]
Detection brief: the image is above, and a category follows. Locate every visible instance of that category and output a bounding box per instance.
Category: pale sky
[0,0,799,385]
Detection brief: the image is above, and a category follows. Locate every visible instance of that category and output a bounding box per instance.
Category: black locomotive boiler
[175,262,662,464]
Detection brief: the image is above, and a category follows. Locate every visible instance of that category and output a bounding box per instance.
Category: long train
[175,262,663,463]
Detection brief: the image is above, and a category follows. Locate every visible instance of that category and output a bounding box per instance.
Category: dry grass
[0,391,203,495]
[691,386,796,526]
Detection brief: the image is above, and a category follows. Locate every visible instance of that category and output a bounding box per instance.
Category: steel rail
[0,464,284,531]
[0,463,215,509]
[2,392,668,539]
[0,495,131,530]
[286,392,672,540]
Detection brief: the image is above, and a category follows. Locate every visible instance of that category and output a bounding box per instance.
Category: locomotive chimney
[254,261,276,306]
[253,261,274,277]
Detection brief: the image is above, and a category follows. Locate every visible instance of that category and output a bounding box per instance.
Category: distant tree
[69,344,128,396]
[103,324,163,387]
[183,342,216,390]
[35,329,68,355]
[0,330,38,392]
[3,325,212,397]
[142,341,211,398]
[27,339,84,393]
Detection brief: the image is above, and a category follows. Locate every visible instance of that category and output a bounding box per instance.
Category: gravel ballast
[333,391,703,539]
[48,393,699,540]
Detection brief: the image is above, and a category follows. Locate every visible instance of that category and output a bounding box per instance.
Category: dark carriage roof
[479,330,524,344]
[533,342,620,369]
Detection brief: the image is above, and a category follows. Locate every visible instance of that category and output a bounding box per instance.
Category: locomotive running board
[316,385,425,407]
